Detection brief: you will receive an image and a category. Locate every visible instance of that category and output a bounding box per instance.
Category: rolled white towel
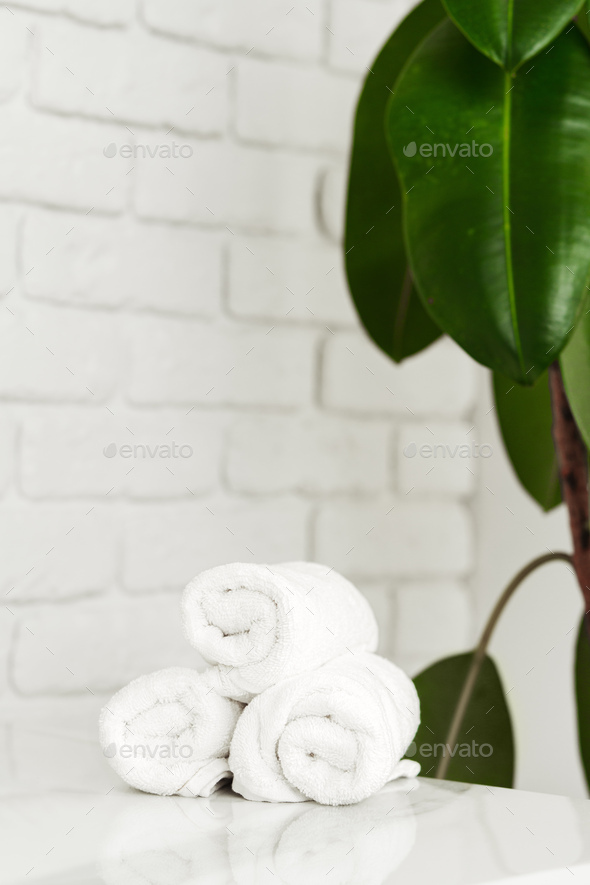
[181,561,378,702]
[229,652,420,806]
[99,667,242,798]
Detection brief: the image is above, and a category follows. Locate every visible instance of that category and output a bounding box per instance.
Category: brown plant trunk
[548,362,590,630]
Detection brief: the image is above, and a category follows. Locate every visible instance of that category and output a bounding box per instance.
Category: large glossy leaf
[493,371,561,511]
[443,0,584,71]
[577,2,590,44]
[410,653,514,787]
[344,0,445,363]
[387,20,590,386]
[561,301,590,449]
[575,617,590,792]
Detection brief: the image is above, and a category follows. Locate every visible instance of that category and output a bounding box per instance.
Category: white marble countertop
[2,773,590,885]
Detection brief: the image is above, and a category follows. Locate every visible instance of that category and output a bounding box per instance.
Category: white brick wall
[395,581,472,673]
[0,303,123,401]
[128,317,317,406]
[315,499,473,578]
[33,19,230,134]
[134,139,319,231]
[12,594,204,695]
[327,0,417,72]
[228,234,357,324]
[142,0,324,60]
[225,413,390,494]
[236,59,357,151]
[0,413,16,495]
[0,503,118,600]
[23,211,224,314]
[122,498,310,593]
[21,408,227,497]
[322,333,478,416]
[0,0,480,732]
[0,105,131,210]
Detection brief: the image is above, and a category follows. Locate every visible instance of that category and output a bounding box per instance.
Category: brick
[397,422,482,496]
[0,504,117,602]
[127,316,317,407]
[315,499,473,578]
[0,724,10,792]
[21,408,225,499]
[123,498,309,592]
[322,333,479,417]
[33,19,228,135]
[11,594,204,695]
[0,16,26,103]
[328,0,416,73]
[135,140,318,233]
[0,206,20,295]
[0,105,130,212]
[0,303,122,402]
[8,0,134,24]
[229,235,356,324]
[143,0,323,61]
[23,210,222,316]
[0,411,16,496]
[351,578,396,659]
[316,164,347,242]
[226,413,390,494]
[0,612,14,695]
[395,581,472,657]
[237,60,357,152]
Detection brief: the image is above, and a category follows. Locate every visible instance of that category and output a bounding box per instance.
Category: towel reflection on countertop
[101,791,233,885]
[100,782,417,885]
[227,786,416,885]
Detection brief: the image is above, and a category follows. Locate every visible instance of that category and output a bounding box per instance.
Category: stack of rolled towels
[99,561,421,806]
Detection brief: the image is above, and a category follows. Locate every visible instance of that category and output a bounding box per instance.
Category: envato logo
[103,142,194,159]
[103,442,194,459]
[403,141,493,158]
[103,742,193,759]
[406,740,493,759]
[403,442,493,459]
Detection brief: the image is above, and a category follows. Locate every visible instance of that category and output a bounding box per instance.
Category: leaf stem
[435,550,572,780]
[548,361,590,621]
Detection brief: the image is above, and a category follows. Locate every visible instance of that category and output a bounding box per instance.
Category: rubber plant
[344,0,590,790]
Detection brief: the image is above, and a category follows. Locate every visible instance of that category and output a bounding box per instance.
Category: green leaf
[561,302,590,450]
[575,617,590,792]
[576,2,590,44]
[442,0,584,71]
[344,0,445,363]
[493,371,561,511]
[411,653,514,787]
[387,20,590,385]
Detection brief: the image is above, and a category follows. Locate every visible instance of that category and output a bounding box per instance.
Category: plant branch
[548,362,590,623]
[435,550,572,780]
